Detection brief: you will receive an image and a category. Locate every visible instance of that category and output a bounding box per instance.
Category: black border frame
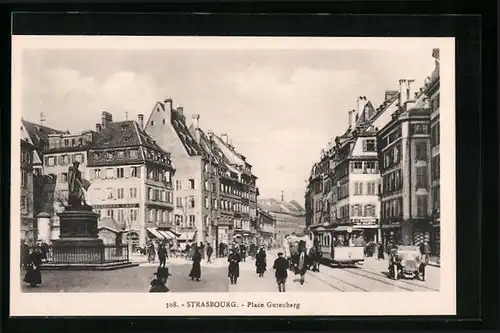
[2,2,497,332]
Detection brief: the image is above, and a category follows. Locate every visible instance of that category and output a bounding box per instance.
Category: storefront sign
[92,203,140,209]
[351,219,377,225]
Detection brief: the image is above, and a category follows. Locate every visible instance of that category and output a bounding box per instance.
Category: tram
[313,226,365,266]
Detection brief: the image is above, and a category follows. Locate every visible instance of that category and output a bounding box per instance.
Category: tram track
[347,266,439,292]
[306,269,370,292]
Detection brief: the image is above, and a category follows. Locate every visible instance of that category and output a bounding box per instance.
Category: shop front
[351,218,380,243]
[381,222,401,246]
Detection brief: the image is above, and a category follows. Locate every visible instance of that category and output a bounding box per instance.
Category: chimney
[384,90,398,101]
[398,79,408,106]
[406,79,416,101]
[164,98,173,111]
[221,133,229,144]
[192,114,200,129]
[138,114,144,129]
[357,96,367,121]
[95,123,102,132]
[101,111,113,129]
[207,130,214,139]
[348,110,354,128]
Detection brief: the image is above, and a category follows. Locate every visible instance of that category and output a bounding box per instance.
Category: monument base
[45,210,135,270]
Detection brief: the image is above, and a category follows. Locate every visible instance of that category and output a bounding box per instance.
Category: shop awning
[178,232,196,241]
[147,228,165,240]
[334,226,363,232]
[157,230,174,240]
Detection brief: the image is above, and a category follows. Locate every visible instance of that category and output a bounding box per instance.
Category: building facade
[20,138,35,242]
[87,112,175,247]
[145,98,259,248]
[258,199,306,245]
[256,208,277,248]
[377,77,434,247]
[428,51,440,256]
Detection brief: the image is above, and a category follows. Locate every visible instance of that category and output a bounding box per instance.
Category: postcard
[11,35,455,316]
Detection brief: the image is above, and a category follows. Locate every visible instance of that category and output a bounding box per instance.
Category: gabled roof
[22,120,67,152]
[171,108,203,157]
[258,198,306,215]
[98,217,123,233]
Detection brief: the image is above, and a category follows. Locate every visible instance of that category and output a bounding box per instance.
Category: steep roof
[170,108,203,156]
[258,198,306,215]
[22,120,67,152]
[98,217,123,232]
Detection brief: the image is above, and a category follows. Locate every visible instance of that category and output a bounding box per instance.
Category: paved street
[21,251,439,293]
[21,260,228,293]
[231,250,440,292]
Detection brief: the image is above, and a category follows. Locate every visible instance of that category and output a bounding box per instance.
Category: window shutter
[125,167,130,178]
[363,140,367,152]
[359,182,363,195]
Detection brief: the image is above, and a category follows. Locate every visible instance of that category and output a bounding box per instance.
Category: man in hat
[273,252,289,292]
[149,271,169,292]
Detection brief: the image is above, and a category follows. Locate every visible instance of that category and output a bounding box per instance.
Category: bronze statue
[67,161,91,210]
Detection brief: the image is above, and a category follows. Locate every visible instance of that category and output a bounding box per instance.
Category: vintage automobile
[388,245,426,281]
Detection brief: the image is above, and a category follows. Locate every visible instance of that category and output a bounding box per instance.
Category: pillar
[37,216,51,242]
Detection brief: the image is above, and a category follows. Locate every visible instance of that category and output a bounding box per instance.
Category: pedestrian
[23,246,42,287]
[189,246,202,281]
[199,242,205,260]
[296,246,308,285]
[228,248,241,284]
[149,272,169,292]
[206,244,213,263]
[240,243,247,262]
[158,243,167,268]
[147,242,156,263]
[40,241,49,262]
[255,247,267,277]
[377,242,385,260]
[218,242,224,258]
[273,252,289,292]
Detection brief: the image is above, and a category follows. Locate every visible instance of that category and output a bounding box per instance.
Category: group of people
[227,246,268,284]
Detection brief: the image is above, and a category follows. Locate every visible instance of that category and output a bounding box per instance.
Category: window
[205,196,209,209]
[365,161,377,174]
[129,187,137,199]
[204,180,209,190]
[431,156,440,181]
[364,204,375,217]
[363,139,376,152]
[117,209,125,222]
[416,166,428,189]
[415,142,427,161]
[432,185,440,212]
[176,180,182,190]
[417,195,428,216]
[130,149,138,159]
[164,171,171,183]
[167,191,173,203]
[176,197,183,207]
[431,123,440,148]
[117,188,124,199]
[47,156,55,166]
[189,215,196,227]
[151,120,155,126]
[189,179,195,189]
[190,197,195,208]
[106,168,114,179]
[60,172,68,183]
[150,209,155,221]
[354,182,363,195]
[130,166,139,178]
[366,182,377,195]
[351,204,362,217]
[352,161,363,173]
[106,188,114,200]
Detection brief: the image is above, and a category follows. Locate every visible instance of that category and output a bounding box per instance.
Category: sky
[21,45,436,204]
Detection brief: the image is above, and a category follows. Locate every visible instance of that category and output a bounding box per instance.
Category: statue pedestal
[47,210,137,270]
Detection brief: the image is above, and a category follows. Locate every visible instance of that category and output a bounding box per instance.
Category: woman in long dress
[189,247,202,281]
[147,243,156,263]
[23,247,42,287]
[255,248,267,277]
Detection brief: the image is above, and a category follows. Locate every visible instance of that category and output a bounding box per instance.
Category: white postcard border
[10,36,456,316]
